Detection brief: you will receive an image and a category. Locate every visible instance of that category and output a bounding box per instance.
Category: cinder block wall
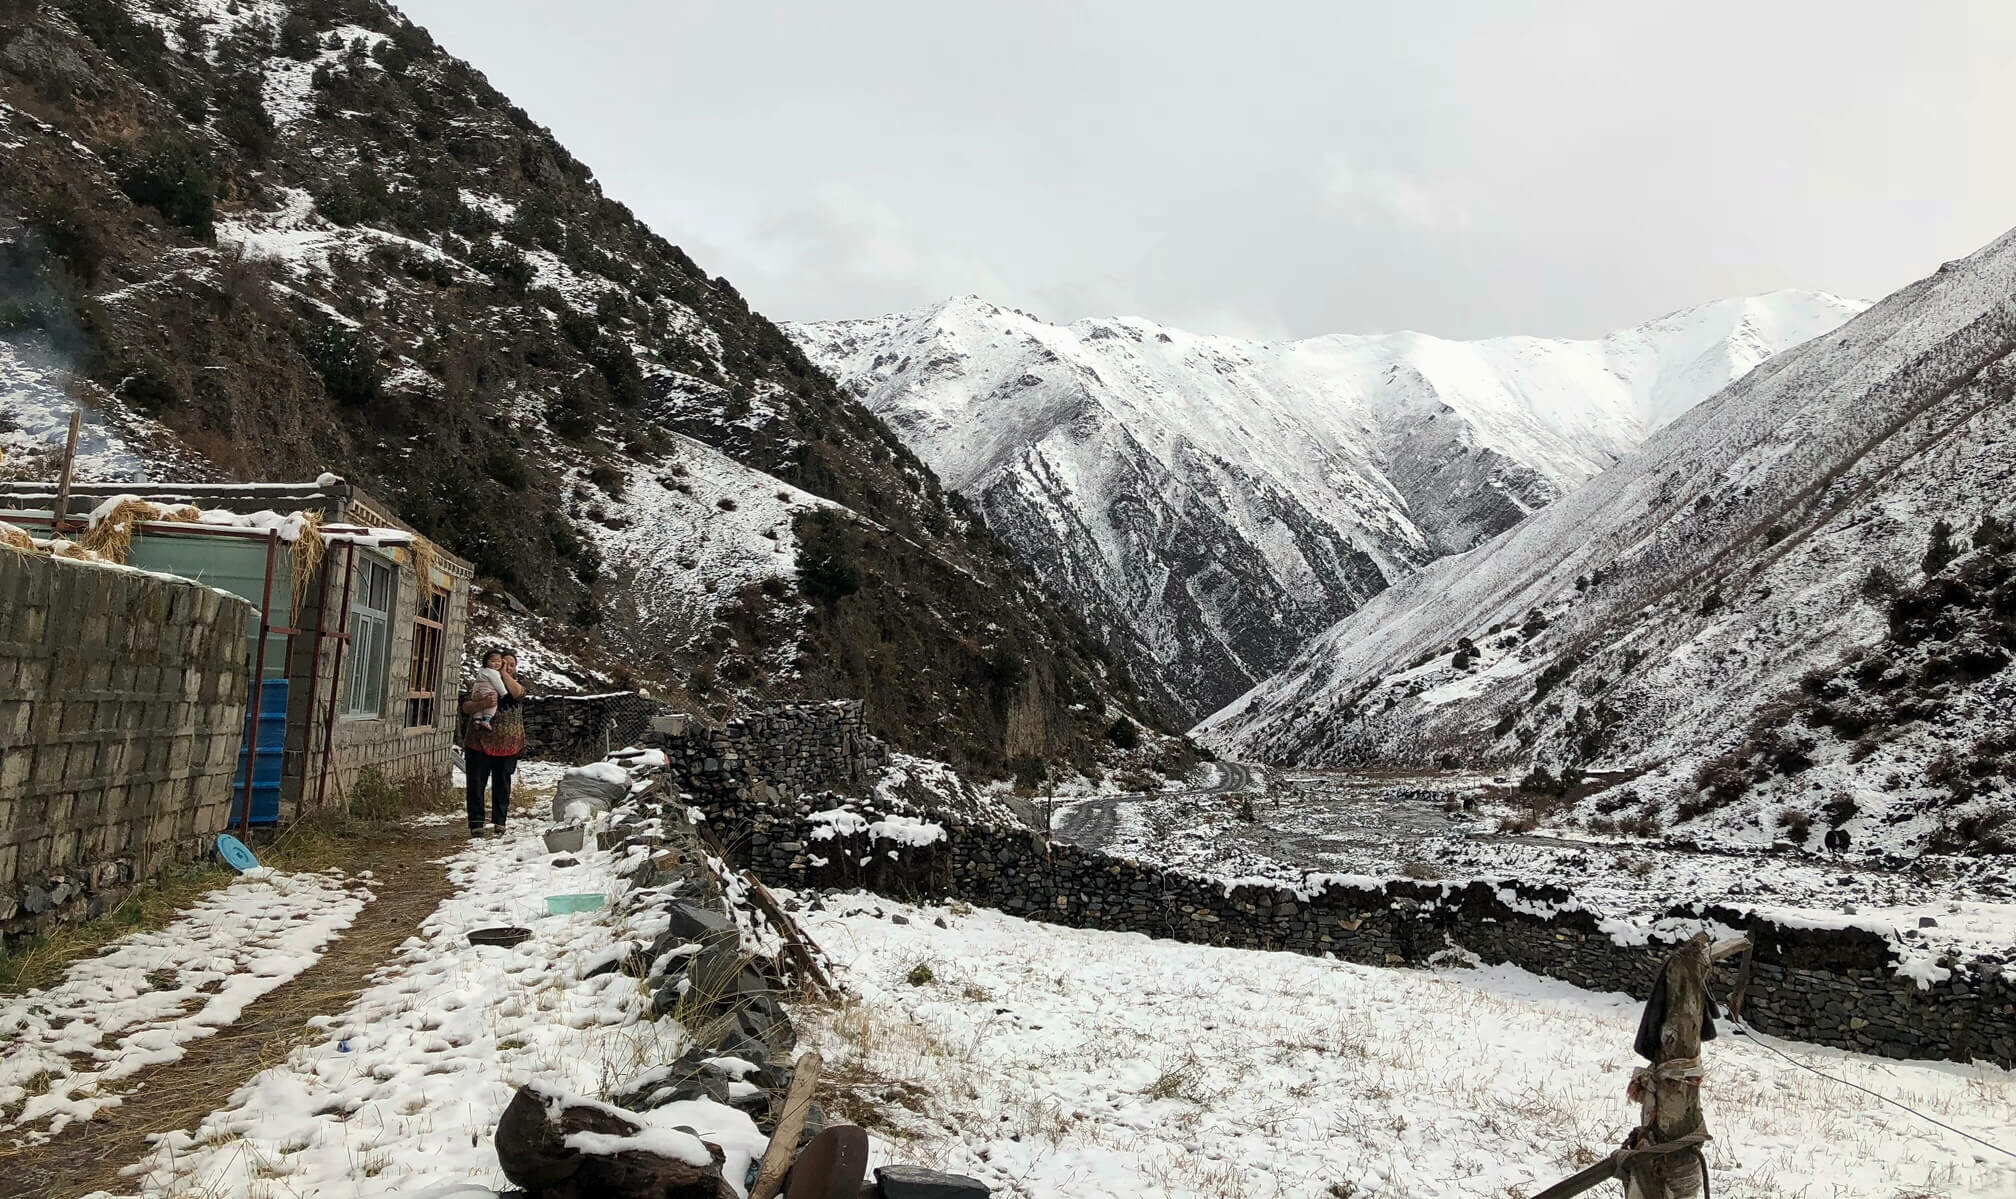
[0,550,252,938]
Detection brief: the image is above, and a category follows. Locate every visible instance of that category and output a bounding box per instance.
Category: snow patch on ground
[109,822,764,1197]
[0,868,369,1144]
[260,27,387,127]
[797,893,2015,1199]
[583,434,828,649]
[0,336,151,480]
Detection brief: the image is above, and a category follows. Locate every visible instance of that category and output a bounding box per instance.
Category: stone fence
[519,691,674,762]
[634,698,2014,1069]
[1,551,252,940]
[652,699,890,803]
[706,791,2016,1071]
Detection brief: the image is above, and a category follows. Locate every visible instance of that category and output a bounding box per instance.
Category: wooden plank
[1529,1154,1619,1199]
[741,868,836,994]
[691,819,835,993]
[1728,936,1756,1023]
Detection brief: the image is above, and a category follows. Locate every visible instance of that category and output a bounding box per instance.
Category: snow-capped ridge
[1197,223,2016,856]
[791,290,1863,722]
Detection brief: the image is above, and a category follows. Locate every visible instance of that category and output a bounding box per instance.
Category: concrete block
[0,699,30,745]
[0,748,29,805]
[60,700,95,735]
[28,697,63,741]
[32,743,68,788]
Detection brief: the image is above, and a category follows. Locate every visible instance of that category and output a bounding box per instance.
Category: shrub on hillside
[1923,519,1959,576]
[1105,717,1140,751]
[591,335,646,406]
[116,361,181,415]
[112,137,217,240]
[1975,512,2015,555]
[796,510,862,603]
[25,193,106,286]
[467,240,534,292]
[213,72,275,159]
[1860,564,1899,601]
[316,163,393,228]
[302,321,382,408]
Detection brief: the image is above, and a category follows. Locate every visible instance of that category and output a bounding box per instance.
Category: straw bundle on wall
[80,499,201,562]
[410,534,441,592]
[290,509,326,620]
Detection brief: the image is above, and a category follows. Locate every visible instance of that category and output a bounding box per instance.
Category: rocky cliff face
[792,292,1862,722]
[1200,229,2016,855]
[0,0,1161,776]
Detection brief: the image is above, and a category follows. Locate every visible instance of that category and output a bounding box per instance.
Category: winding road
[1051,761,1255,847]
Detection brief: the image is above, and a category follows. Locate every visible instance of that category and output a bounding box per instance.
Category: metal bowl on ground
[543,824,586,854]
[468,926,531,948]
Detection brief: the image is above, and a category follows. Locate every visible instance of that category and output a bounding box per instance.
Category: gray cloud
[400,0,2016,339]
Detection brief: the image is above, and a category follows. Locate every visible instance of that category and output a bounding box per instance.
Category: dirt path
[0,826,468,1199]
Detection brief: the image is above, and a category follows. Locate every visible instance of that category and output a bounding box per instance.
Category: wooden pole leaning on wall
[1532,932,1750,1199]
[49,410,82,534]
[691,819,837,996]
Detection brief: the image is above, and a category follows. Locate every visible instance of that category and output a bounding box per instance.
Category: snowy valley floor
[1051,769,2016,978]
[794,892,2016,1199]
[5,787,2009,1198]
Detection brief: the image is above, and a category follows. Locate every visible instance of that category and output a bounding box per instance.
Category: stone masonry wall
[643,708,2016,1069]
[519,691,674,762]
[652,700,890,803]
[0,551,252,939]
[718,798,2015,1070]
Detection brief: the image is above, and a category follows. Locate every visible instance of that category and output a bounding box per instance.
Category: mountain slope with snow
[1199,230,2016,856]
[791,292,1862,721]
[0,0,1167,777]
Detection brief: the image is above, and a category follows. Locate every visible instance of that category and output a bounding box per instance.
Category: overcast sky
[399,1,2016,341]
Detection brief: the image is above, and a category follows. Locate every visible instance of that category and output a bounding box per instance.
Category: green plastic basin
[545,893,607,916]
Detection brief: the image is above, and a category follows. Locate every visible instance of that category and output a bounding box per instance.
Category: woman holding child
[462,648,527,835]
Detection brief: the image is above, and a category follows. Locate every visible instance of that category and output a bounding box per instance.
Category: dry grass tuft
[408,534,439,591]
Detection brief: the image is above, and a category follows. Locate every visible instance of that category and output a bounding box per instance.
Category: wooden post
[1531,932,1749,1199]
[691,819,836,995]
[749,1052,821,1199]
[1627,934,1714,1199]
[49,411,82,535]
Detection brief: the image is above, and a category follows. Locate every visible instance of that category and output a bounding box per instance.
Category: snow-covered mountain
[1198,229,2016,856]
[790,292,1863,721]
[0,0,1171,778]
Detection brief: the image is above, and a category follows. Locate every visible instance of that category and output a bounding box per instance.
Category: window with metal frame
[406,585,447,728]
[342,555,395,718]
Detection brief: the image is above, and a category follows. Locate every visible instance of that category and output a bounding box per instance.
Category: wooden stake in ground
[1532,932,1749,1199]
[749,1052,821,1199]
[49,410,82,534]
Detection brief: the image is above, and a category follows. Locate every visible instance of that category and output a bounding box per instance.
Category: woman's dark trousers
[465,748,515,829]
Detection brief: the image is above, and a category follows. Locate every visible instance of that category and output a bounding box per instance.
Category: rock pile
[497,749,991,1198]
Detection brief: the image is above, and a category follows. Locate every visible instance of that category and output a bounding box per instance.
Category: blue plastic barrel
[231,679,289,826]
